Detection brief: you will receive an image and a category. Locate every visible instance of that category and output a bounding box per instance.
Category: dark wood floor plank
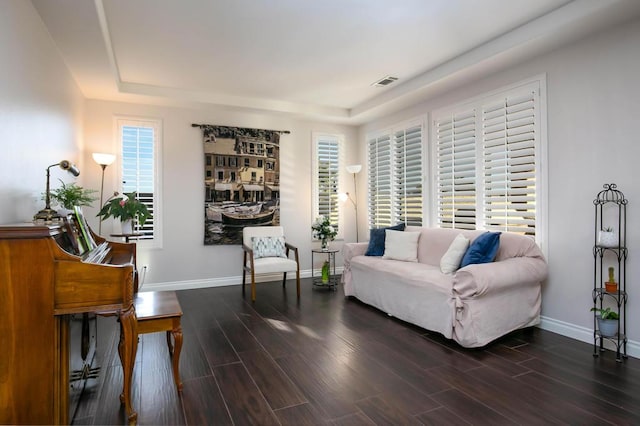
[355,395,423,425]
[181,375,232,425]
[238,349,307,409]
[175,321,212,381]
[331,412,377,426]
[218,317,263,353]
[470,366,609,425]
[274,402,330,425]
[430,389,517,425]
[357,340,451,395]
[139,366,184,425]
[196,325,239,367]
[214,362,280,425]
[416,406,472,425]
[520,358,640,419]
[430,365,561,425]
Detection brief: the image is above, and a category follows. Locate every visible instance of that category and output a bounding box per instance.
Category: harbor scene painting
[196,124,285,245]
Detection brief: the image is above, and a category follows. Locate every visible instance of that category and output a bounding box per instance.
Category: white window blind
[433,80,543,241]
[119,119,160,241]
[482,91,537,236]
[394,125,423,226]
[435,110,477,230]
[368,122,423,229]
[315,135,340,232]
[368,134,393,228]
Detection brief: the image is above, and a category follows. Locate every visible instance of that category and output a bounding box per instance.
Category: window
[257,159,263,168]
[312,133,343,238]
[433,78,545,241]
[367,122,423,228]
[117,117,162,246]
[244,158,250,167]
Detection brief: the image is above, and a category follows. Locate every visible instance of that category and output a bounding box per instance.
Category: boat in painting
[221,208,275,226]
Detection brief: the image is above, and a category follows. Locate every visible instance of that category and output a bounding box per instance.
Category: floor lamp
[345,164,362,242]
[93,153,116,235]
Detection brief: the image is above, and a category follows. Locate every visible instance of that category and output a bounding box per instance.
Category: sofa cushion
[365,223,405,256]
[440,233,469,274]
[460,232,501,267]
[383,229,420,262]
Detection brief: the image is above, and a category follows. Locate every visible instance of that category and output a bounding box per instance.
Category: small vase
[321,261,330,284]
[597,231,618,248]
[321,238,328,250]
[121,219,133,234]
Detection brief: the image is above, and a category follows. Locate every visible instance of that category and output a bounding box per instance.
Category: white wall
[0,0,84,224]
[83,100,358,288]
[359,17,640,346]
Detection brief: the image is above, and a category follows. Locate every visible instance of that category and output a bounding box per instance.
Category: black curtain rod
[191,123,290,134]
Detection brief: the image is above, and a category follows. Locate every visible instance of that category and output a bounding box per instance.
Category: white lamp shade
[346,164,362,174]
[92,152,116,166]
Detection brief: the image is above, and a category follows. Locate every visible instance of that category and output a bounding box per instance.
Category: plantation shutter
[368,134,393,228]
[316,136,340,232]
[122,124,155,239]
[393,124,423,226]
[435,110,477,230]
[482,90,537,236]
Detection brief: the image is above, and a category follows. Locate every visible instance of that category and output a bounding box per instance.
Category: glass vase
[321,238,328,250]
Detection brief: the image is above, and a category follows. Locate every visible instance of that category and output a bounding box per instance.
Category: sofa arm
[341,242,369,290]
[342,242,369,263]
[453,257,548,299]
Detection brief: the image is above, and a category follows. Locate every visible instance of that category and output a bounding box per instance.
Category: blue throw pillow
[364,223,406,256]
[459,232,501,268]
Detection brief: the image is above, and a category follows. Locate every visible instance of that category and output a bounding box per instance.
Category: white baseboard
[140,267,343,292]
[539,315,639,359]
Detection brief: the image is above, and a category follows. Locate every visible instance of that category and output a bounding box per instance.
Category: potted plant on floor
[48,180,98,214]
[591,307,619,337]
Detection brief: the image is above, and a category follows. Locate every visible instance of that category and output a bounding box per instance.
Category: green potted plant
[591,307,619,337]
[97,192,152,234]
[605,266,618,293]
[48,180,98,212]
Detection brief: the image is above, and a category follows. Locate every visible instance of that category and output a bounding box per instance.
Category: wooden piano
[0,219,138,425]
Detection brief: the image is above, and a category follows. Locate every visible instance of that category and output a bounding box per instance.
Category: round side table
[311,248,339,291]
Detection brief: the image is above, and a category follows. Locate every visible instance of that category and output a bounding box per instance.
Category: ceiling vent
[371,76,398,87]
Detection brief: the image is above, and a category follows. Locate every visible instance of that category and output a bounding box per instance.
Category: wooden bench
[134,291,184,391]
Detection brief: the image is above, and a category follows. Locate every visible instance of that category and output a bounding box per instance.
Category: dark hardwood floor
[73,278,640,425]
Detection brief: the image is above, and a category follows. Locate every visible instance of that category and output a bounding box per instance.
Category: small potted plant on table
[49,180,98,214]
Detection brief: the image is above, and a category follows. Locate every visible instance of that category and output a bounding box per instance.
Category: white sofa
[341,226,548,348]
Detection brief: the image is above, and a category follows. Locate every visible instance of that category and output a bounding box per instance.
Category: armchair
[242,226,300,302]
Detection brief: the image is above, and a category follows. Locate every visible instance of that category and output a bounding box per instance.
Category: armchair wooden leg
[296,268,300,298]
[242,269,246,295]
[282,272,287,287]
[251,271,256,302]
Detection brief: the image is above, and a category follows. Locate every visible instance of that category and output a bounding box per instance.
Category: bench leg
[167,323,183,392]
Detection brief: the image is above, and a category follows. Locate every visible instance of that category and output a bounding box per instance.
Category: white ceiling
[31,0,640,124]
